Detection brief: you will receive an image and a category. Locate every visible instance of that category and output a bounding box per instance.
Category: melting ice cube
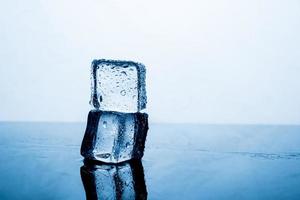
[80,110,148,163]
[90,59,147,113]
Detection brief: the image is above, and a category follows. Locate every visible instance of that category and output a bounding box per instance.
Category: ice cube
[80,110,148,163]
[80,160,147,200]
[90,59,147,113]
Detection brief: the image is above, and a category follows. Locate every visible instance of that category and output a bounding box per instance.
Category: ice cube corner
[90,59,147,113]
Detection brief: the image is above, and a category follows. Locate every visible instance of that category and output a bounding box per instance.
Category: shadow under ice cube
[90,59,147,113]
[81,110,148,163]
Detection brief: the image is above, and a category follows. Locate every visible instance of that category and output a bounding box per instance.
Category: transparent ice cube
[80,160,147,200]
[80,110,148,163]
[90,59,147,113]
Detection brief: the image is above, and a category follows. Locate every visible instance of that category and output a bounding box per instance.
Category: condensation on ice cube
[81,160,147,200]
[90,59,147,113]
[80,110,148,163]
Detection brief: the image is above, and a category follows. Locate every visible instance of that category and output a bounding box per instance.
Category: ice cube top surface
[80,110,148,163]
[90,59,147,113]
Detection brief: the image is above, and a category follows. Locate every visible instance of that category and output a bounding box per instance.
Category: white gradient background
[0,0,299,124]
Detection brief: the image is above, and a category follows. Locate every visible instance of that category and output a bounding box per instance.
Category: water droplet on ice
[121,71,127,76]
[120,90,126,96]
[103,121,107,128]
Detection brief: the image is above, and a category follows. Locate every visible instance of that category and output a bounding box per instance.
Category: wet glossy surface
[0,122,300,199]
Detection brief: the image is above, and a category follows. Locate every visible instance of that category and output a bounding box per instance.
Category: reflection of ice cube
[90,59,147,113]
[81,111,148,163]
[81,160,147,200]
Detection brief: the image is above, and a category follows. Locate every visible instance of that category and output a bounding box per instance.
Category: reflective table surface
[0,122,300,199]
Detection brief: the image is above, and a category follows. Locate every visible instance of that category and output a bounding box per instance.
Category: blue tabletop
[0,122,300,200]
